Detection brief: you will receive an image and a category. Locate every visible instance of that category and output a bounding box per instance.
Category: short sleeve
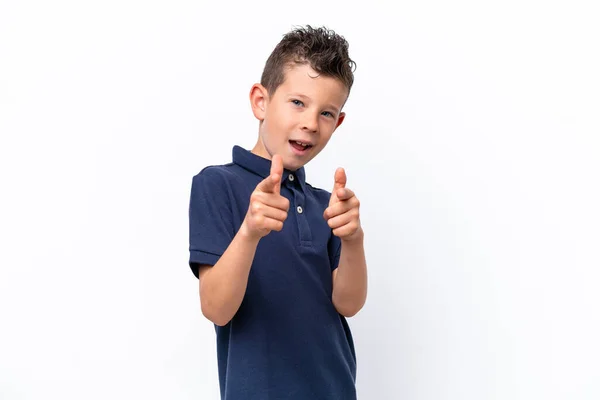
[188,168,235,278]
[328,232,342,272]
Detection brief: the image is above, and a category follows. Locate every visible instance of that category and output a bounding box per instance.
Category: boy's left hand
[323,168,363,242]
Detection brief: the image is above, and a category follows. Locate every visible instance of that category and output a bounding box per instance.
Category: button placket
[290,186,311,244]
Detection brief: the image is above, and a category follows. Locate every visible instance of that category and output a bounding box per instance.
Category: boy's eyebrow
[288,93,341,114]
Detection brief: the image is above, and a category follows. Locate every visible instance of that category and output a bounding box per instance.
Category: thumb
[270,154,283,194]
[256,173,280,193]
[333,167,346,192]
[329,167,346,205]
[257,154,283,193]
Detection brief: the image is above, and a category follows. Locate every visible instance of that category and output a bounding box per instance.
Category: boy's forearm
[199,224,260,326]
[332,230,368,317]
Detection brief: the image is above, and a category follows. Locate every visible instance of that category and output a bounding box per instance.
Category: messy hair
[260,25,356,97]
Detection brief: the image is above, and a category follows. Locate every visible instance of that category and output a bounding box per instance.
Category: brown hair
[260,25,356,98]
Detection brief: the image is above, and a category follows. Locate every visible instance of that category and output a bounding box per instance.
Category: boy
[188,25,368,399]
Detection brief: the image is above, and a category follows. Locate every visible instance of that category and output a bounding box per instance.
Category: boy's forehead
[279,64,348,106]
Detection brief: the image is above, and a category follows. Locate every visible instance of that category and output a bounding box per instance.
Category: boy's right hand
[241,154,290,240]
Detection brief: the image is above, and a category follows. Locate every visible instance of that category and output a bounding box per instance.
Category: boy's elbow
[211,316,230,327]
[338,308,359,318]
[338,307,362,318]
[200,300,232,327]
[332,298,365,318]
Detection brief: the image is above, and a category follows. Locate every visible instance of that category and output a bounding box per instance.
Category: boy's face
[250,63,348,171]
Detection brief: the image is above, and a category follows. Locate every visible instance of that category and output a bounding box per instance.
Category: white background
[1,0,599,399]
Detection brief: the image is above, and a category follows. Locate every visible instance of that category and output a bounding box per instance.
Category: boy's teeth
[295,141,308,147]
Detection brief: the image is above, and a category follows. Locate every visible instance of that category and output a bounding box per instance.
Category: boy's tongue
[290,141,307,151]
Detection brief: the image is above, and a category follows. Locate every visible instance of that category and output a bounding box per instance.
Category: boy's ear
[335,112,346,129]
[250,83,269,121]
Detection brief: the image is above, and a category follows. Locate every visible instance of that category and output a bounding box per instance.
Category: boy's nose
[301,112,319,133]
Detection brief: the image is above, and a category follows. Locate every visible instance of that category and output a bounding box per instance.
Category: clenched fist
[241,154,290,240]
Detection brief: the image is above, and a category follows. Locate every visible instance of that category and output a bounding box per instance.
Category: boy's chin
[285,150,320,170]
[283,160,304,171]
[283,156,309,171]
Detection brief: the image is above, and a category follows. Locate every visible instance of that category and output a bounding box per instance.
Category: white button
[297,206,303,214]
[288,174,295,181]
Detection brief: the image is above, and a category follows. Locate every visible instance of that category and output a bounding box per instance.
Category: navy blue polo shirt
[188,145,357,400]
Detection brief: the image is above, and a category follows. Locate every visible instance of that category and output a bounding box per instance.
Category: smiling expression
[250,63,349,171]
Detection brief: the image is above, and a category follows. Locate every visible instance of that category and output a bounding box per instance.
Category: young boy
[188,25,368,399]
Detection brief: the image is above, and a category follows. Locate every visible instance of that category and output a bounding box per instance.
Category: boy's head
[250,25,356,171]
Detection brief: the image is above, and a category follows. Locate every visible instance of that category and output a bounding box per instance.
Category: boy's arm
[331,231,368,318]
[197,155,289,326]
[323,167,368,317]
[197,224,260,326]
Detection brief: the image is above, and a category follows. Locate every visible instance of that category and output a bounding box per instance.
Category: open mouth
[289,140,313,152]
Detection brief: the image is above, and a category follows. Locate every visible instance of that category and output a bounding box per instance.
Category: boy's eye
[291,99,334,118]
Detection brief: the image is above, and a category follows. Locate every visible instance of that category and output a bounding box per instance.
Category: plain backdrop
[1,1,599,399]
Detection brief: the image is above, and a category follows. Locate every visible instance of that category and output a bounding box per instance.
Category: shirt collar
[232,145,307,186]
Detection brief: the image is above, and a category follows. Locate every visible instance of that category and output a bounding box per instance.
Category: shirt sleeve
[188,167,235,278]
[328,229,342,272]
